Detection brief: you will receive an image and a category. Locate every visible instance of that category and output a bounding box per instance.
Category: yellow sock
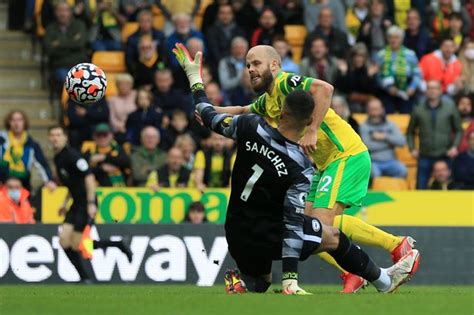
[317,252,347,274]
[334,214,402,252]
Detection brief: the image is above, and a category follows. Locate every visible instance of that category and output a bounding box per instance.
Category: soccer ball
[64,63,107,105]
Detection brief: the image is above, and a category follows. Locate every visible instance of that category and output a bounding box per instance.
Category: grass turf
[0,285,472,315]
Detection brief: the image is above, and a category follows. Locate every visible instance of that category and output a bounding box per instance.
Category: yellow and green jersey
[249,71,367,171]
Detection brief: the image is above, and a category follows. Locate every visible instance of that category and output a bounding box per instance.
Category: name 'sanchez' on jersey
[245,141,288,177]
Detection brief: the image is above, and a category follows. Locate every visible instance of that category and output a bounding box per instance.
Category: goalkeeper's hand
[282,279,312,295]
[172,42,203,88]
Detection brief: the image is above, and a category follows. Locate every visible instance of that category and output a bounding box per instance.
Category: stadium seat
[199,0,213,14]
[81,141,96,154]
[105,73,119,97]
[352,113,367,125]
[153,14,165,30]
[395,145,417,167]
[406,166,417,190]
[387,114,410,134]
[372,177,408,191]
[34,0,45,37]
[284,25,307,46]
[61,88,70,126]
[194,14,204,30]
[92,51,126,73]
[121,22,139,43]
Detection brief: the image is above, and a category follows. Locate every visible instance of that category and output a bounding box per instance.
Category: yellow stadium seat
[395,145,417,167]
[406,166,417,190]
[194,14,204,30]
[387,114,410,134]
[121,22,139,43]
[153,14,165,30]
[92,51,126,73]
[352,113,367,124]
[291,46,303,64]
[372,177,408,191]
[35,0,45,37]
[284,25,307,46]
[151,4,162,15]
[105,72,120,97]
[81,141,96,154]
[199,0,213,14]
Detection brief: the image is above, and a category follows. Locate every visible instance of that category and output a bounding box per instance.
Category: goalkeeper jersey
[249,71,367,171]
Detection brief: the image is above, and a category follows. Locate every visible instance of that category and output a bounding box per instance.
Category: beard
[252,67,274,94]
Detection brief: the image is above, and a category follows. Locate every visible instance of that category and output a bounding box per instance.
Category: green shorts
[307,150,371,209]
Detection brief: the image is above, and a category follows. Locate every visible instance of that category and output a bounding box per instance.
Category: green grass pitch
[0,285,472,315]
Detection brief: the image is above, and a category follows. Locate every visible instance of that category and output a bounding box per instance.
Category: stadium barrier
[0,224,472,285]
[40,188,474,226]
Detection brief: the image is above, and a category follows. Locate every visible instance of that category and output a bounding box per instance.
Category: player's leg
[93,239,133,261]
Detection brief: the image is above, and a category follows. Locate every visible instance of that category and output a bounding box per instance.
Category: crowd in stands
[2,0,474,223]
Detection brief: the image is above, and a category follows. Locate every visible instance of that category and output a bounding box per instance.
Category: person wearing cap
[82,123,131,187]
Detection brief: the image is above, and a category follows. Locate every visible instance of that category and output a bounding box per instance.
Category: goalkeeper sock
[334,214,402,252]
[64,248,89,281]
[317,252,347,274]
[328,232,381,283]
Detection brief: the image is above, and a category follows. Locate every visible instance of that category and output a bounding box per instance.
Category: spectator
[357,0,392,58]
[279,0,303,25]
[0,177,35,224]
[428,0,471,40]
[385,0,412,29]
[120,0,153,21]
[236,0,267,37]
[108,74,137,144]
[300,37,339,84]
[428,160,457,190]
[201,0,232,35]
[90,0,125,51]
[125,9,166,73]
[205,82,228,107]
[331,95,360,134]
[67,98,110,149]
[161,110,193,150]
[146,147,192,190]
[457,94,473,130]
[130,126,166,186]
[273,37,299,73]
[166,13,206,67]
[183,201,208,224]
[453,130,474,189]
[131,35,166,88]
[442,12,465,50]
[83,123,131,187]
[303,7,349,59]
[43,2,88,84]
[206,4,246,66]
[345,0,370,45]
[218,36,248,103]
[156,0,202,35]
[375,26,421,113]
[459,120,474,152]
[459,39,474,95]
[360,98,407,179]
[335,43,378,112]
[301,0,346,34]
[152,68,192,117]
[126,88,163,146]
[419,37,463,96]
[0,111,54,191]
[194,132,235,191]
[186,37,206,63]
[403,8,431,60]
[466,0,474,39]
[407,80,463,189]
[250,6,285,47]
[175,134,197,171]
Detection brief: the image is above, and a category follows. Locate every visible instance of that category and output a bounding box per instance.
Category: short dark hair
[48,125,66,134]
[284,90,315,123]
[4,110,30,131]
[188,201,205,212]
[449,12,463,21]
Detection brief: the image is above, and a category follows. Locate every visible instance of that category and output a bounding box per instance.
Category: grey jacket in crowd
[407,100,463,157]
[360,119,406,162]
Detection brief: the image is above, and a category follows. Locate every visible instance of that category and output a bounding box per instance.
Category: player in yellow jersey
[178,43,420,293]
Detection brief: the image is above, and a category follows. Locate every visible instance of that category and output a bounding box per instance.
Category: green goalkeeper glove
[172,42,203,89]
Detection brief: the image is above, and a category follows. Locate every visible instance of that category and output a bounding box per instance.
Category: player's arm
[301,79,334,153]
[85,173,97,218]
[214,105,251,115]
[281,167,315,295]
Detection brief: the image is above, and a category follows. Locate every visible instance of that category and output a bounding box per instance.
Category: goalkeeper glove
[282,279,312,295]
[172,42,203,88]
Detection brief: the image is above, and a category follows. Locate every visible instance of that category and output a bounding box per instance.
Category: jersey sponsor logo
[287,75,303,88]
[76,158,89,172]
[311,219,320,233]
[245,141,288,177]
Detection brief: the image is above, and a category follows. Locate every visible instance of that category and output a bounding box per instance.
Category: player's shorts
[307,150,371,209]
[64,205,88,232]
[227,215,323,277]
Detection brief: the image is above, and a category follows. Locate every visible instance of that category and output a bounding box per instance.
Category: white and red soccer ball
[64,63,107,105]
